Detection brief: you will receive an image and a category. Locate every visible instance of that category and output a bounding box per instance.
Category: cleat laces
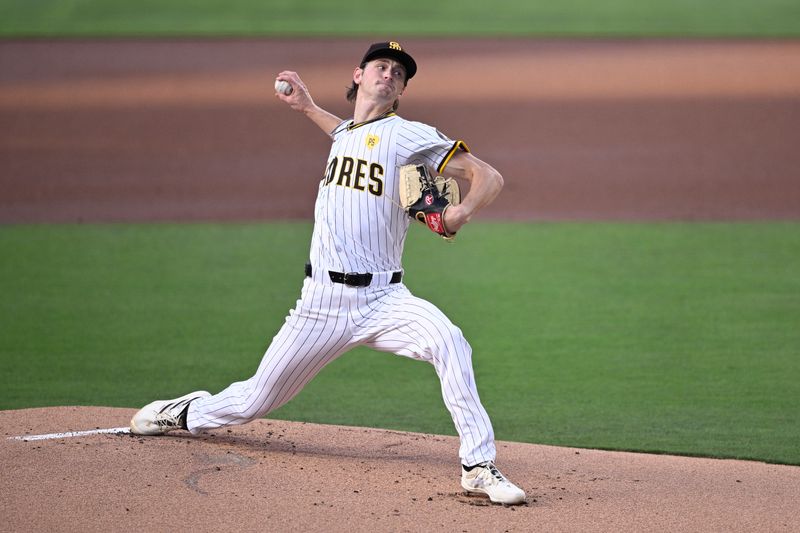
[153,399,191,430]
[478,462,509,486]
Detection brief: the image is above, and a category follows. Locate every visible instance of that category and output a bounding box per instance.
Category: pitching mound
[2,407,798,532]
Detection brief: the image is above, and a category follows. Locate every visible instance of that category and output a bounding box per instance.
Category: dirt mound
[2,406,798,532]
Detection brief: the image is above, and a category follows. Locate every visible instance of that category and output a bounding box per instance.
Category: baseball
[275,79,293,96]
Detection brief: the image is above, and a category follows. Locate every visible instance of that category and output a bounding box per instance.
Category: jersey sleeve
[397,120,470,174]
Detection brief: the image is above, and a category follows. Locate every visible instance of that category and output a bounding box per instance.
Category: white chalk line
[8,427,131,442]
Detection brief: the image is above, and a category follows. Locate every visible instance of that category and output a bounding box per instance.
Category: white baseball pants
[186,274,497,466]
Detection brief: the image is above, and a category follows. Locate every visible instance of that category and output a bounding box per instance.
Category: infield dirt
[3,407,800,532]
[2,39,799,222]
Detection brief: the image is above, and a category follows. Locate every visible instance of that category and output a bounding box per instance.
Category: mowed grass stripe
[2,0,800,37]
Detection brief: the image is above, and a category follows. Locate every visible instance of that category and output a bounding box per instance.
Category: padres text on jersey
[323,156,384,196]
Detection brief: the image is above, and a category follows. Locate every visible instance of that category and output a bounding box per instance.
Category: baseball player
[130,41,526,505]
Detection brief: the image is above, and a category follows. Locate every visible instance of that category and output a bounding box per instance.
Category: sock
[178,402,191,430]
[462,462,487,472]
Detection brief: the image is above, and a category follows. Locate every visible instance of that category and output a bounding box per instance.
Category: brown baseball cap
[360,41,417,80]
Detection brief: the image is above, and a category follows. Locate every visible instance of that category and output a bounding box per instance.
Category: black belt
[305,263,402,287]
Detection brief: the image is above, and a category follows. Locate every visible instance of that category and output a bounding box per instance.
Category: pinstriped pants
[186,276,496,466]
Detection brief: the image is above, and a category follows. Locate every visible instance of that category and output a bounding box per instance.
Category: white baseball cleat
[130,391,211,435]
[461,461,527,505]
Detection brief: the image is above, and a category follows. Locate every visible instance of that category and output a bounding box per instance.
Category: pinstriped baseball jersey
[310,112,468,273]
[185,111,499,466]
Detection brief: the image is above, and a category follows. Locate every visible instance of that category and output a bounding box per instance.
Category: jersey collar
[347,111,396,131]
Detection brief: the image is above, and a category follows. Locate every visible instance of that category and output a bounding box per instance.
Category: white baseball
[275,79,293,96]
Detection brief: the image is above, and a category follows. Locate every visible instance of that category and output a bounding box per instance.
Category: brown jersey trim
[437,140,470,174]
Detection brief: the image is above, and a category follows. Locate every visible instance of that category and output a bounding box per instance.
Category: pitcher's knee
[447,324,472,357]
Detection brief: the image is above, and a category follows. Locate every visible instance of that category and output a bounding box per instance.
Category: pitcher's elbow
[493,169,504,193]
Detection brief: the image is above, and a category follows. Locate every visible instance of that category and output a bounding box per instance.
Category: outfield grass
[1,0,800,37]
[1,222,798,464]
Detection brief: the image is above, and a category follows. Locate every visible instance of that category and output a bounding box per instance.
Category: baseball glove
[399,164,461,240]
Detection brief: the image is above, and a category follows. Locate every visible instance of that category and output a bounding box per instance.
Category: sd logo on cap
[360,41,417,80]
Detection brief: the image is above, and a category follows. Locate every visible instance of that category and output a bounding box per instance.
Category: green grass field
[2,222,798,464]
[2,0,800,37]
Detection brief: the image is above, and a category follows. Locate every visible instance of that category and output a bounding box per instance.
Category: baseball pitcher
[130,41,525,505]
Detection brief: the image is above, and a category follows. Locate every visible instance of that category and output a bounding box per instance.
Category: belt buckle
[343,272,361,287]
